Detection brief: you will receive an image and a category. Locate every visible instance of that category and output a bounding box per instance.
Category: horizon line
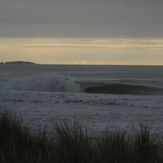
[1,61,163,66]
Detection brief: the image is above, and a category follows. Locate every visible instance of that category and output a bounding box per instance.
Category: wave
[4,74,81,93]
[84,83,163,95]
[2,75,163,95]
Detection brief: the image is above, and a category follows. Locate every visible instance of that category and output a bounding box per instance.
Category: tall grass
[0,111,163,163]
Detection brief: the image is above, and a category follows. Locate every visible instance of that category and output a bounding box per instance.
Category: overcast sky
[0,0,163,64]
[1,0,163,38]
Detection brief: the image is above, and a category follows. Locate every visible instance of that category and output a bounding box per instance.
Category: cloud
[1,38,163,50]
[74,60,106,65]
[78,60,88,64]
[0,0,163,38]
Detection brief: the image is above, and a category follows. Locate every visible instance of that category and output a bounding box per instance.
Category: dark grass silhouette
[0,111,163,163]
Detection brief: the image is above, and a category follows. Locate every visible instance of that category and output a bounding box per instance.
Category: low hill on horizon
[0,61,36,64]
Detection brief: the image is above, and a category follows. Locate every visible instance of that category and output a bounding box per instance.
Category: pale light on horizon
[0,38,163,65]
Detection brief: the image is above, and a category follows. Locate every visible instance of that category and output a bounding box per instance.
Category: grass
[0,111,163,163]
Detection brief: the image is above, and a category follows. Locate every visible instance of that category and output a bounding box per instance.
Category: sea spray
[4,74,81,93]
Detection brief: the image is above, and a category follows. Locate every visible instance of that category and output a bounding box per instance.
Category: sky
[0,0,163,65]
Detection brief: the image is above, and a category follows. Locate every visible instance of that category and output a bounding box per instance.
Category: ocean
[0,64,163,134]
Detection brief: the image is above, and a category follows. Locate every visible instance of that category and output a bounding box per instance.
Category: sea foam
[4,74,81,93]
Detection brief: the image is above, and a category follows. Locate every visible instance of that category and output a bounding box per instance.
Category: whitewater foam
[3,74,81,93]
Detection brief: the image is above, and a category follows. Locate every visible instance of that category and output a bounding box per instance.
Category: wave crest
[84,83,163,95]
[5,75,81,92]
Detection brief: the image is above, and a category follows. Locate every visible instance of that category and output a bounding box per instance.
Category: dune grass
[0,111,163,163]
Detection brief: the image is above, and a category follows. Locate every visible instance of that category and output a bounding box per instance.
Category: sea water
[0,64,163,134]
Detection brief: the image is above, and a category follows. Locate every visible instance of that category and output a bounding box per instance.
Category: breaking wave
[5,75,81,93]
[84,83,163,95]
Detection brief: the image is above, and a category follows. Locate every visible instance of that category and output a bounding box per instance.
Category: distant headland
[0,61,36,64]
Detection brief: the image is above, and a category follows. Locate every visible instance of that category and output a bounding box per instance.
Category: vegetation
[0,111,163,163]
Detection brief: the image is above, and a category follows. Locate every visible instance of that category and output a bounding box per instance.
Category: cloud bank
[0,0,163,38]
